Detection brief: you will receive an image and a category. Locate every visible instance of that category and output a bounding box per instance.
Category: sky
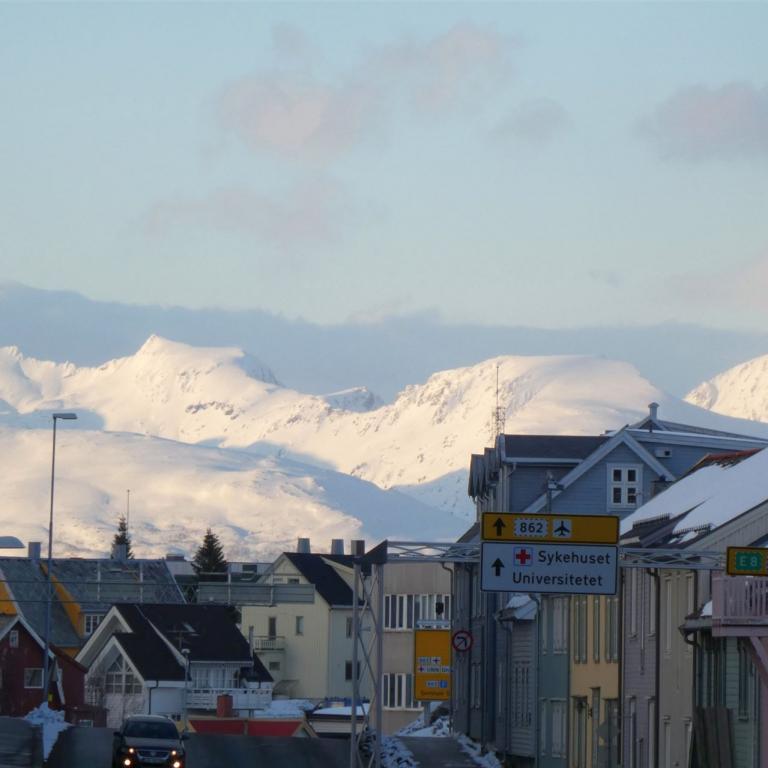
[1,1,767,330]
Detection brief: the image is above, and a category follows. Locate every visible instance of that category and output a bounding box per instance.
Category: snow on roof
[701,601,713,617]
[621,448,768,538]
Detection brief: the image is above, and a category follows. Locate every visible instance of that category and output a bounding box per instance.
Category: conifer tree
[192,528,228,575]
[111,514,134,559]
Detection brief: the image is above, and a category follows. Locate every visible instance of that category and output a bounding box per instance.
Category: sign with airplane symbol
[481,513,619,545]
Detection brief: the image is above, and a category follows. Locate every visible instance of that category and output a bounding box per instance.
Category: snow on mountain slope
[3,338,768,520]
[0,425,464,560]
[685,354,768,423]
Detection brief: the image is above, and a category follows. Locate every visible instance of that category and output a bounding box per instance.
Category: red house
[0,614,85,718]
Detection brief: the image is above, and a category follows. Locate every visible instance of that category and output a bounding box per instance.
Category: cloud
[493,99,570,144]
[143,177,349,248]
[640,82,768,160]
[587,269,623,288]
[217,22,515,160]
[669,253,768,314]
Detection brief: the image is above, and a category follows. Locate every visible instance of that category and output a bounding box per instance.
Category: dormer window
[608,465,642,509]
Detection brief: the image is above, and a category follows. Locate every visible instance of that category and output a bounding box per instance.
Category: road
[47,727,348,767]
[400,737,478,768]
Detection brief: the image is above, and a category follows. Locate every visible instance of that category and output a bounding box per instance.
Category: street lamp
[41,412,77,706]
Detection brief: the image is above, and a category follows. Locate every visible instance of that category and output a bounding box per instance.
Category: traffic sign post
[482,512,619,544]
[726,547,768,576]
[480,541,618,595]
[451,629,473,653]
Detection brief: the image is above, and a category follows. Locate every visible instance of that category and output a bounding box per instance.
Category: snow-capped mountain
[685,354,768,423]
[3,336,768,543]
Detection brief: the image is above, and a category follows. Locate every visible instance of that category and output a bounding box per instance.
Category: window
[648,575,657,636]
[539,700,548,756]
[604,699,620,766]
[647,699,656,768]
[84,614,103,637]
[686,574,695,615]
[604,595,619,662]
[268,661,280,671]
[383,593,452,630]
[663,719,671,768]
[295,616,304,636]
[551,700,567,757]
[608,464,642,508]
[591,689,601,768]
[573,596,587,663]
[552,597,568,653]
[104,656,142,694]
[664,579,673,655]
[573,698,588,768]
[9,630,18,649]
[345,661,361,681]
[629,568,638,635]
[541,599,548,654]
[382,672,416,709]
[268,617,277,638]
[346,617,353,638]
[738,640,751,719]
[24,668,43,689]
[592,597,601,662]
[471,662,482,709]
[511,663,531,726]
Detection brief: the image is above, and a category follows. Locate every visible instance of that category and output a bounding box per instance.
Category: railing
[252,635,285,651]
[186,687,272,711]
[196,581,316,606]
[712,574,768,629]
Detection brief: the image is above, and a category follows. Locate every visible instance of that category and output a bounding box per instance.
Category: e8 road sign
[727,547,768,576]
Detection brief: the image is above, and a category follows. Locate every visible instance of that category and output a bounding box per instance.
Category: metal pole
[350,562,360,768]
[41,416,58,706]
[374,564,383,768]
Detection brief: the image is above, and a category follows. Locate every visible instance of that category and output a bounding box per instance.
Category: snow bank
[24,703,69,760]
[381,735,417,768]
[261,699,315,717]
[456,733,504,768]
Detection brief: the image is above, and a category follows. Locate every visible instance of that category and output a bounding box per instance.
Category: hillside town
[1,400,768,767]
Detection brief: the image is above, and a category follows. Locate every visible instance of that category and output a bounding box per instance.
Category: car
[112,715,189,768]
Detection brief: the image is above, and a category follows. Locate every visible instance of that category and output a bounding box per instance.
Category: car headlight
[123,759,132,767]
[172,762,182,768]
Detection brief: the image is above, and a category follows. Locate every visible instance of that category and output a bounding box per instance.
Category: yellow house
[569,593,621,767]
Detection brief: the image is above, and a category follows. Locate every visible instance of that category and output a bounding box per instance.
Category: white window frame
[382,672,417,710]
[539,699,548,756]
[9,630,18,649]
[83,614,103,637]
[551,699,567,757]
[553,597,568,654]
[648,574,657,636]
[607,464,643,509]
[24,668,43,689]
[647,698,656,768]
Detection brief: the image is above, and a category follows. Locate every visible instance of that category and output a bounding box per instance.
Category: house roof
[0,557,81,648]
[620,448,768,543]
[49,558,183,612]
[629,417,765,440]
[120,604,253,664]
[502,435,609,461]
[282,553,355,607]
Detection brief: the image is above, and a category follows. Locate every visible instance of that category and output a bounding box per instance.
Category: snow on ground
[398,715,450,738]
[456,733,504,768]
[260,699,315,717]
[24,704,69,760]
[380,735,417,768]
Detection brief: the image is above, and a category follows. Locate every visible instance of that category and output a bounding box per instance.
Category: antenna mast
[492,363,506,440]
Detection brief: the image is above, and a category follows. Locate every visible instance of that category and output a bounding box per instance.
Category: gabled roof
[502,435,609,462]
[0,557,81,648]
[629,416,764,440]
[620,448,768,544]
[281,553,356,607]
[525,428,675,513]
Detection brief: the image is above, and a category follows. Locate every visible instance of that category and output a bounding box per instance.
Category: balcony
[186,687,272,711]
[252,635,285,652]
[711,574,768,637]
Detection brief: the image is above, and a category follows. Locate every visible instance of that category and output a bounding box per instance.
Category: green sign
[726,547,768,576]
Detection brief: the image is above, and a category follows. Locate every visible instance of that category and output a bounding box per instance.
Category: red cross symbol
[514,547,532,566]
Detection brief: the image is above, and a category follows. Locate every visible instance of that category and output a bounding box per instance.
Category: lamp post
[41,412,77,706]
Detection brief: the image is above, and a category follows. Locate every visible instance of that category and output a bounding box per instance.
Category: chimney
[297,538,311,554]
[112,543,128,562]
[648,402,659,421]
[330,539,344,555]
[28,542,41,562]
[350,540,366,557]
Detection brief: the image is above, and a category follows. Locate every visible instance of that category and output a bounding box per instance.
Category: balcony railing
[712,574,768,636]
[252,635,285,651]
[186,687,272,711]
